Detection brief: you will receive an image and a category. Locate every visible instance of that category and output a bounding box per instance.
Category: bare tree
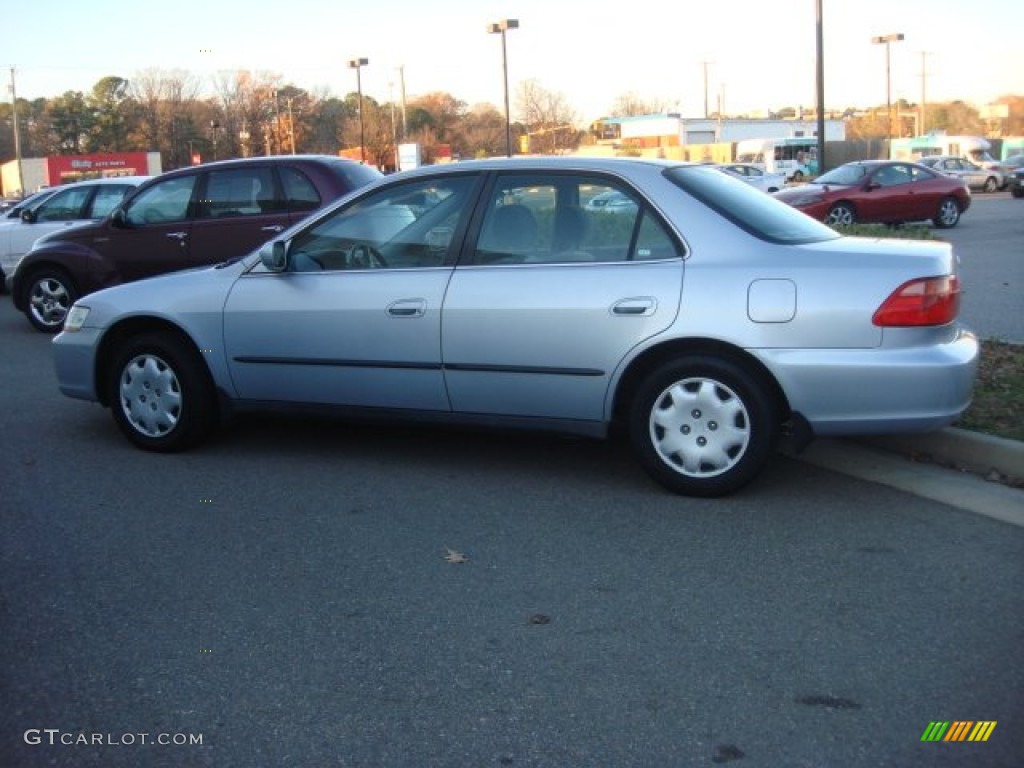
[610,91,673,118]
[515,79,581,154]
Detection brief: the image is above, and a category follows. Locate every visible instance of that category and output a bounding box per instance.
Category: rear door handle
[611,297,657,316]
[387,299,427,318]
[165,231,187,240]
[261,225,284,233]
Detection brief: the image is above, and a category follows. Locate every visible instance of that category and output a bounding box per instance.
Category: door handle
[611,297,657,316]
[261,225,284,233]
[387,299,427,318]
[165,231,187,240]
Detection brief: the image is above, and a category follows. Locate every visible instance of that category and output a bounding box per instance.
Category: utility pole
[815,0,826,175]
[918,51,930,136]
[701,61,713,119]
[397,65,407,140]
[9,67,24,197]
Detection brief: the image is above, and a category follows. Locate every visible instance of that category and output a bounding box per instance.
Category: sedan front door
[223,174,479,410]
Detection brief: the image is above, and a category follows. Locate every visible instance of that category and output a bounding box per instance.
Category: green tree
[46,91,94,153]
[87,76,132,152]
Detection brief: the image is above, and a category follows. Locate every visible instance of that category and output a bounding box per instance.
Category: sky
[4,0,1022,124]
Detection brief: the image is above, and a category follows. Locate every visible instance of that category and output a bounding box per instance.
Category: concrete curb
[857,427,1024,487]
[789,427,1024,528]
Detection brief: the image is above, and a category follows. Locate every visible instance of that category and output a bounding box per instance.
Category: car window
[198,167,276,218]
[473,174,680,265]
[34,186,92,221]
[287,175,475,272]
[665,165,839,245]
[873,164,912,187]
[280,166,321,212]
[88,184,135,218]
[125,175,197,225]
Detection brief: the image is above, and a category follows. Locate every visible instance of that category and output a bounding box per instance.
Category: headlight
[64,305,90,332]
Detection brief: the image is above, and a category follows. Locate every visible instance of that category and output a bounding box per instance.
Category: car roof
[45,175,151,188]
[386,155,692,182]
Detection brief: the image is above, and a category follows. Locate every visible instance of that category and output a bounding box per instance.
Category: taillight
[872,275,960,327]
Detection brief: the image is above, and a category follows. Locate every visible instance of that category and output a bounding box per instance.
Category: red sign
[45,152,151,183]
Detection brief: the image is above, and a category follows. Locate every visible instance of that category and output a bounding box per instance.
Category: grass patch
[829,222,936,239]
[957,339,1024,442]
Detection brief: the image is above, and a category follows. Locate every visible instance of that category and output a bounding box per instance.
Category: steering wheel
[347,243,388,269]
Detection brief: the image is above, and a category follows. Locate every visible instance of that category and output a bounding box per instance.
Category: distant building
[588,114,845,152]
[1,152,163,198]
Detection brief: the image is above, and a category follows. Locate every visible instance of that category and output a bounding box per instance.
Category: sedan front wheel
[629,357,779,497]
[24,269,77,333]
[108,333,216,452]
[932,197,961,229]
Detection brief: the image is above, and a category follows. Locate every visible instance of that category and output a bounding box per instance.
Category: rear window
[664,165,839,245]
[324,159,384,193]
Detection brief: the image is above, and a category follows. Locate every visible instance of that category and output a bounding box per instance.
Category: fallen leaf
[444,547,468,564]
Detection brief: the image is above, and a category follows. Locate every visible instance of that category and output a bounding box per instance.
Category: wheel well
[611,338,791,428]
[94,317,209,407]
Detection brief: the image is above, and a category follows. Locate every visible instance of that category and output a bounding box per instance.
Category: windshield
[813,164,869,186]
[664,165,839,245]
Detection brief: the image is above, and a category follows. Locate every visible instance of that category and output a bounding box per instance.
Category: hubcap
[649,378,750,478]
[29,277,71,328]
[119,353,183,437]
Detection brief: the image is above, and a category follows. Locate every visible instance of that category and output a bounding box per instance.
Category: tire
[108,333,216,452]
[982,177,998,193]
[628,357,779,497]
[824,202,855,227]
[1012,188,1024,199]
[23,268,78,333]
[932,196,961,229]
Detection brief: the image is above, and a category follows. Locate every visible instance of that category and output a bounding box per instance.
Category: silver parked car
[52,158,978,497]
[917,155,1004,192]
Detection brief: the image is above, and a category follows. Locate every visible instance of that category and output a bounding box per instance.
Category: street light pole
[348,58,369,164]
[488,19,519,157]
[871,33,904,144]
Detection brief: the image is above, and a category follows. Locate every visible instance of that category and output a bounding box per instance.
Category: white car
[0,176,149,288]
[716,163,787,193]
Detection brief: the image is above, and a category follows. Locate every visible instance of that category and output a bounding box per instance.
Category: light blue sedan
[52,157,978,496]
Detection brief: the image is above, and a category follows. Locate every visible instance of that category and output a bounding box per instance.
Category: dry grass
[957,339,1024,442]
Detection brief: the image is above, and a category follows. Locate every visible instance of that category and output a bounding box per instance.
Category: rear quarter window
[665,165,839,245]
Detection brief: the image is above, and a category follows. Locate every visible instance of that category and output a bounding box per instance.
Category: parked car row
[8,156,381,331]
[48,156,977,497]
[0,176,150,294]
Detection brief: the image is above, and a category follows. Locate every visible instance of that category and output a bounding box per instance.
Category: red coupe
[772,160,971,228]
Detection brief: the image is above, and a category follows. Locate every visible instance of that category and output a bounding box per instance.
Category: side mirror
[20,208,36,224]
[110,209,128,228]
[260,240,288,272]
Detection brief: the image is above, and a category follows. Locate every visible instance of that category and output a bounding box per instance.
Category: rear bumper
[758,328,979,436]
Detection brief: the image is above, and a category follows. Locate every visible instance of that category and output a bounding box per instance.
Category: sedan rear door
[441,172,684,422]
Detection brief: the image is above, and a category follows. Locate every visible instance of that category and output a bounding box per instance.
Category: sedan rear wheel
[982,177,998,193]
[629,357,779,497]
[824,202,855,227]
[932,196,961,229]
[108,333,215,452]
[24,269,77,333]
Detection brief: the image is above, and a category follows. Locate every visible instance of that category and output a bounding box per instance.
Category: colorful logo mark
[921,721,997,742]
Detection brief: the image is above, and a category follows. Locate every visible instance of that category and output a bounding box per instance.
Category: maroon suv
[12,155,381,331]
